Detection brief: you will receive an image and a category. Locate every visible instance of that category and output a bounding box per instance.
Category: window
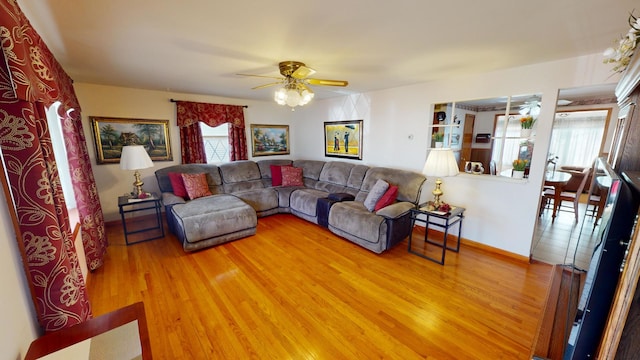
[46,101,77,209]
[548,110,608,168]
[434,94,542,177]
[491,114,531,173]
[200,122,230,163]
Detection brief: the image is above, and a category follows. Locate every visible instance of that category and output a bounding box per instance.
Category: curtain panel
[0,0,107,331]
[0,100,92,331]
[175,101,248,163]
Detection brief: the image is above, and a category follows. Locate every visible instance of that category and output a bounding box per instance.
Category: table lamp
[120,145,154,198]
[422,148,459,208]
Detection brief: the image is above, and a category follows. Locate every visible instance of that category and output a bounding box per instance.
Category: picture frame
[324,120,363,160]
[250,124,290,157]
[90,116,173,164]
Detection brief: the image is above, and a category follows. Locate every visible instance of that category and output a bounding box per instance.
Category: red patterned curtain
[60,108,108,271]
[1,100,92,331]
[0,0,107,331]
[175,101,248,163]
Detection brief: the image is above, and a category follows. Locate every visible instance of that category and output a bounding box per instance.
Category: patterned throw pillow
[374,185,398,211]
[181,173,212,200]
[363,179,389,212]
[270,165,292,186]
[281,166,304,186]
[168,172,188,198]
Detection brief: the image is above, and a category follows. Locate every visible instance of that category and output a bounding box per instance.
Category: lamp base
[132,170,145,198]
[432,178,443,209]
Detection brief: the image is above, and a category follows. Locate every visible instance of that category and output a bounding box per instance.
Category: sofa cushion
[171,194,257,246]
[231,188,279,215]
[357,167,425,204]
[181,173,213,199]
[282,166,304,186]
[220,161,264,193]
[374,185,398,211]
[328,201,386,246]
[168,172,188,198]
[364,179,389,211]
[346,165,370,191]
[290,188,329,217]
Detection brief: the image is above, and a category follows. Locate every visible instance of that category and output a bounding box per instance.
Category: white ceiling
[18,0,634,102]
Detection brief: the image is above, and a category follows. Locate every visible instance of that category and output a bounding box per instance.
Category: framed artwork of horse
[90,116,173,164]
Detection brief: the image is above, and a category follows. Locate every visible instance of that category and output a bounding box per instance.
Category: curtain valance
[175,100,245,128]
[174,100,248,162]
[0,1,80,112]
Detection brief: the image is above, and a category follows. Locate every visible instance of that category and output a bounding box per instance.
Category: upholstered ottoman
[170,194,257,252]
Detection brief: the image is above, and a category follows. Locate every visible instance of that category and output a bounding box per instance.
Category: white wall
[73,84,293,222]
[290,53,619,257]
[0,191,39,359]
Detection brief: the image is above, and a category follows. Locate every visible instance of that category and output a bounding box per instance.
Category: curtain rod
[169,99,248,108]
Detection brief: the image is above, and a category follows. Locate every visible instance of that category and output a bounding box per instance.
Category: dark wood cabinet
[609,95,639,173]
[595,54,640,358]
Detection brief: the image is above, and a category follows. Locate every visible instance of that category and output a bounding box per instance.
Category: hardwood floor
[87,214,552,359]
[532,201,601,270]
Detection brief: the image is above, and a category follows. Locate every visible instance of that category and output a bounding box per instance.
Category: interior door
[459,113,475,171]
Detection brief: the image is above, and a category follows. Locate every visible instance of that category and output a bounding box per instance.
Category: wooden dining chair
[542,167,591,222]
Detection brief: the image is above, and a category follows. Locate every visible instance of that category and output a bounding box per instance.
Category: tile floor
[531,201,601,271]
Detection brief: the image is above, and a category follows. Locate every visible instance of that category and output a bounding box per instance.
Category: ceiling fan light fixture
[285,88,301,107]
[241,61,347,109]
[274,87,287,105]
[300,89,314,105]
[274,80,315,109]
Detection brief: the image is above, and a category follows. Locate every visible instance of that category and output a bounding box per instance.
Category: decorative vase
[520,128,532,138]
[435,142,443,148]
[512,170,525,179]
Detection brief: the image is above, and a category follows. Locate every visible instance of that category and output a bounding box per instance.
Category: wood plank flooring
[87,214,552,359]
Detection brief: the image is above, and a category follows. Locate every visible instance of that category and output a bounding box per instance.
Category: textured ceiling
[18,0,635,102]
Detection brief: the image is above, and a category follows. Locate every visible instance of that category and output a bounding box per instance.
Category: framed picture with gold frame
[250,124,290,156]
[90,116,173,164]
[324,120,363,160]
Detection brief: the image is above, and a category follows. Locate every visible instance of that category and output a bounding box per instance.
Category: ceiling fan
[238,61,349,108]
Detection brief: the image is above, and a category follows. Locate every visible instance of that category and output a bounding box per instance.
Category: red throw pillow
[168,172,188,198]
[270,165,292,186]
[181,173,212,200]
[374,185,398,211]
[281,166,304,186]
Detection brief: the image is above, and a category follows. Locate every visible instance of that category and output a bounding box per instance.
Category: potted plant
[432,132,444,148]
[520,115,535,138]
[512,159,528,179]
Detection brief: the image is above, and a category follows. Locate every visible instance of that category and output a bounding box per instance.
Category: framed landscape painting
[250,124,290,156]
[90,116,173,164]
[324,120,363,160]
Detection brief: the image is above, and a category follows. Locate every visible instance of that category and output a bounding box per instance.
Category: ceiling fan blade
[252,82,283,90]
[291,65,316,79]
[237,73,283,80]
[307,78,349,87]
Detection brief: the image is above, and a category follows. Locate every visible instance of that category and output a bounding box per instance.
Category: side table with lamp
[118,145,164,245]
[408,148,465,265]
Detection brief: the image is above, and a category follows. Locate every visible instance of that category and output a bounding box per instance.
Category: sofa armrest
[161,192,186,207]
[375,202,414,219]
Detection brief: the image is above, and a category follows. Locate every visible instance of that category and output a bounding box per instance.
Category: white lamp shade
[120,145,154,170]
[422,148,459,177]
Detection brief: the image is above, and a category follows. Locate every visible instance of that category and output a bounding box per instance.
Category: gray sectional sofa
[155,159,426,253]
